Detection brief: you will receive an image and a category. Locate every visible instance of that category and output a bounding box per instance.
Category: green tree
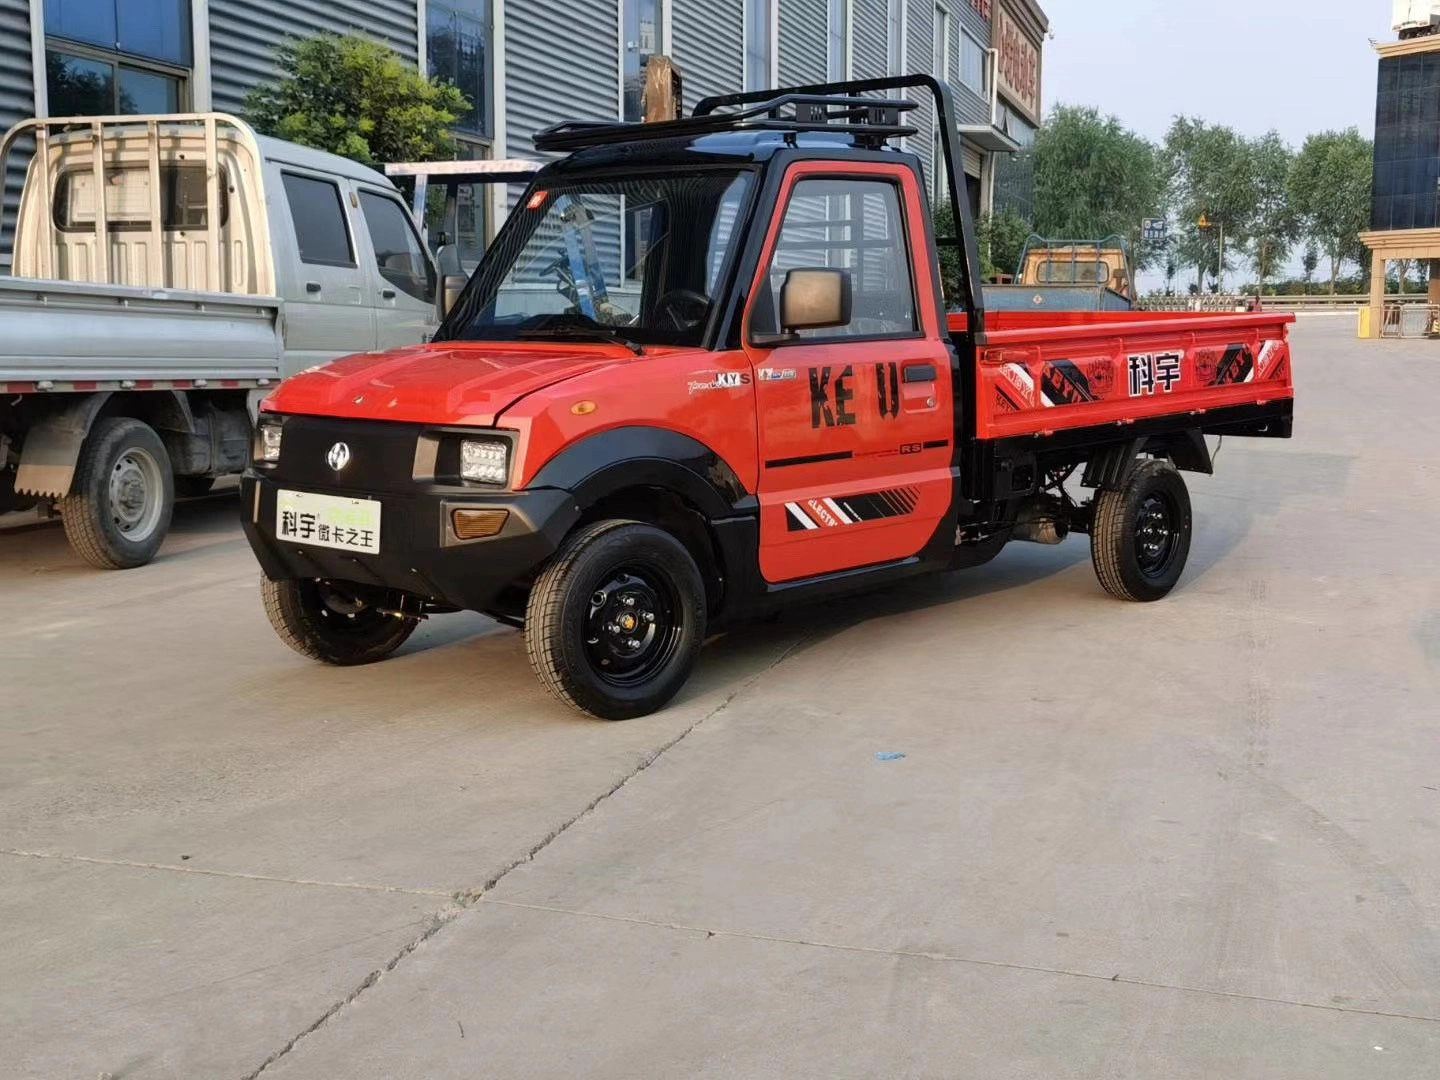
[244,33,469,166]
[1165,118,1257,291]
[1302,243,1319,292]
[1288,128,1372,294]
[1246,133,1298,293]
[977,208,1032,280]
[1030,106,1167,268]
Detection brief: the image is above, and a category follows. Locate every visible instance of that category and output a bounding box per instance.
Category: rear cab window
[281,172,355,267]
[55,165,229,232]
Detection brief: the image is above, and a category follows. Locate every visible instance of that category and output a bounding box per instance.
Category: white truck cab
[0,113,442,568]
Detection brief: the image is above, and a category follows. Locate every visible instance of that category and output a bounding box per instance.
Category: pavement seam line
[0,849,452,897]
[478,898,1440,1028]
[237,634,816,1079]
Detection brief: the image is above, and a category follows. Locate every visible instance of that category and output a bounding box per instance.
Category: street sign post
[1142,217,1169,243]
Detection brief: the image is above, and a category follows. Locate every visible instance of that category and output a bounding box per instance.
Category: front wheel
[261,578,418,665]
[1090,458,1193,602]
[525,520,707,720]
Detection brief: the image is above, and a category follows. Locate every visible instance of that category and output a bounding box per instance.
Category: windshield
[442,170,754,348]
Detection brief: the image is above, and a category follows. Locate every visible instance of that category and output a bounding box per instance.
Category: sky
[1039,0,1395,146]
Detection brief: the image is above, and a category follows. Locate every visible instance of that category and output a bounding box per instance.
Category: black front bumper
[241,473,581,613]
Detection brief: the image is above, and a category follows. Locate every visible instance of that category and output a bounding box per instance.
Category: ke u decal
[1128,352,1182,397]
[875,362,901,420]
[809,365,857,428]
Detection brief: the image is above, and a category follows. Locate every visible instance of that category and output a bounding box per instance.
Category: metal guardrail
[1140,294,1431,313]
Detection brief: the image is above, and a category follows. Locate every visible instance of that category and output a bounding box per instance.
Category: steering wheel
[654,289,712,331]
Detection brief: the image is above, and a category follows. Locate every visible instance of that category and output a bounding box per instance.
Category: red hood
[266,342,639,425]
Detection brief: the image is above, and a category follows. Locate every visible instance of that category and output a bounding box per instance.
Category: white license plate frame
[275,489,382,554]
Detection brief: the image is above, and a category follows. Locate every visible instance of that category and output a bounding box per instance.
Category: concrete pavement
[3,316,1439,1078]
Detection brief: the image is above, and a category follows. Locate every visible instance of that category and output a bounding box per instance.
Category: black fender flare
[15,390,196,498]
[526,426,756,521]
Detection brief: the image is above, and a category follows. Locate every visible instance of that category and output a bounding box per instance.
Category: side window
[281,173,354,267]
[754,177,917,340]
[359,190,436,303]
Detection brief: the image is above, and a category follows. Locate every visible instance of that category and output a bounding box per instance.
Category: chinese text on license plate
[276,490,382,554]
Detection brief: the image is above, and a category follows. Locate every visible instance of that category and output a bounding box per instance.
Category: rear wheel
[525,520,706,720]
[1090,458,1193,602]
[61,417,174,569]
[261,577,418,665]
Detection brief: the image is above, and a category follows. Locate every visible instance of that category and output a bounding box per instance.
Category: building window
[744,0,773,91]
[887,0,903,75]
[959,29,986,95]
[933,3,951,82]
[428,0,492,137]
[44,0,192,67]
[47,50,183,115]
[827,0,848,80]
[622,0,664,122]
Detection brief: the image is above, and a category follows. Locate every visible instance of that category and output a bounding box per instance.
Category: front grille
[268,416,426,495]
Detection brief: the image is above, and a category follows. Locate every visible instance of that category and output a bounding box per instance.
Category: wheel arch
[14,390,196,499]
[528,427,757,617]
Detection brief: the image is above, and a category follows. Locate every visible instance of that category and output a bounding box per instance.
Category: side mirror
[441,274,467,316]
[780,268,852,335]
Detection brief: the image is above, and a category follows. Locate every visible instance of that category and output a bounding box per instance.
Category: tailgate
[964,311,1295,441]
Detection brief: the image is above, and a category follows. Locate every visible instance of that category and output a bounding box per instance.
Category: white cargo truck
[0,113,449,568]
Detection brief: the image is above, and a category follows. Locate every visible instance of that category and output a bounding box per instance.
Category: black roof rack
[533,75,987,334]
[533,94,918,153]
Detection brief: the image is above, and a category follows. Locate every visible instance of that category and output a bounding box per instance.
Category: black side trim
[528,426,754,520]
[765,450,854,469]
[923,439,950,450]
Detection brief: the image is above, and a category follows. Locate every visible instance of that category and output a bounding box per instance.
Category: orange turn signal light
[451,508,509,540]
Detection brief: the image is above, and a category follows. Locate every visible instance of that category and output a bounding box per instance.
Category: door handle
[903,363,937,383]
[380,287,396,300]
[305,281,322,294]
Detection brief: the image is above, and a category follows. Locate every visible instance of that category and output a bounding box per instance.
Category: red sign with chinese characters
[995,3,1040,124]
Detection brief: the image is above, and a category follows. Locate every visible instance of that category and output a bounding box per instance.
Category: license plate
[275,490,382,554]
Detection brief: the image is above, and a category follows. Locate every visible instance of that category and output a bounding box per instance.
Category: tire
[175,476,216,498]
[61,417,174,569]
[526,520,707,720]
[260,577,418,666]
[1090,458,1193,602]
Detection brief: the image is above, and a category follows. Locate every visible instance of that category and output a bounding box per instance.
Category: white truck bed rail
[0,113,271,295]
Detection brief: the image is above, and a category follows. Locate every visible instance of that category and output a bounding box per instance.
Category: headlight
[256,419,283,463]
[460,438,509,485]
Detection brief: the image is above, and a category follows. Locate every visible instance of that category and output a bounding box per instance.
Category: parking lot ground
[3,314,1439,1078]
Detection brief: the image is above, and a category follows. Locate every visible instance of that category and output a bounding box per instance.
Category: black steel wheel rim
[583,565,682,687]
[1134,493,1179,578]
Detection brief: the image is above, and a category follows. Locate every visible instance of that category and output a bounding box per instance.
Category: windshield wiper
[514,327,645,356]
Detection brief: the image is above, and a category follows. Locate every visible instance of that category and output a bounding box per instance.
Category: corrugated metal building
[1,0,1046,266]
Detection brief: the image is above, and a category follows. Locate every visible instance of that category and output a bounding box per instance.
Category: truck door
[275,171,375,368]
[355,186,441,350]
[742,164,955,584]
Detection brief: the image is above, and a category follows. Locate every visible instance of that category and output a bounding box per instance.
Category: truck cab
[242,77,1294,720]
[0,114,440,568]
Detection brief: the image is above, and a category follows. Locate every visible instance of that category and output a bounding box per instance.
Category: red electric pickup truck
[241,77,1293,720]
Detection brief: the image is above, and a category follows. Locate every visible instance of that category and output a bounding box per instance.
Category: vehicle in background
[240,76,1294,721]
[0,113,442,568]
[385,158,542,277]
[985,234,1135,313]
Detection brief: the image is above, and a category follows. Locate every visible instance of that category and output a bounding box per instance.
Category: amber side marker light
[571,400,598,415]
[452,509,509,540]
